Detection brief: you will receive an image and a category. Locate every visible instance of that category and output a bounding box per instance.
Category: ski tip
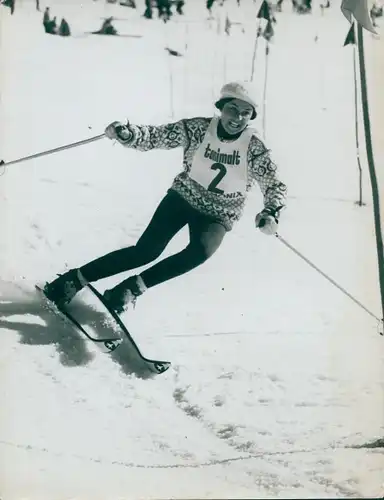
[104,339,124,352]
[149,361,171,375]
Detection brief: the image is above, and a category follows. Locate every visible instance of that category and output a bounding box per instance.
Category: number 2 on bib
[207,163,227,194]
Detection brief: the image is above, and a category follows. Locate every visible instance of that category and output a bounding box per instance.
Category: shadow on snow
[0,282,155,379]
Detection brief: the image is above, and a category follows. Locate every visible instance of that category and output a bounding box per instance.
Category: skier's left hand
[255,208,279,235]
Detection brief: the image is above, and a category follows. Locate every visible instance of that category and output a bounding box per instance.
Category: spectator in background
[58,17,71,36]
[294,0,311,13]
[92,16,118,35]
[2,0,15,15]
[45,16,58,34]
[207,0,215,16]
[175,0,184,15]
[143,0,153,19]
[157,0,172,22]
[120,0,136,7]
[43,7,50,28]
[371,2,383,27]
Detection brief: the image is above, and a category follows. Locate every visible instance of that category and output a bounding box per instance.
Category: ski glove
[105,120,133,144]
[255,207,280,236]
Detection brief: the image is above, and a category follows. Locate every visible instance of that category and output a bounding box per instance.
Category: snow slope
[0,0,383,498]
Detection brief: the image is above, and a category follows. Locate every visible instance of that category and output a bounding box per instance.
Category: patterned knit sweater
[121,116,287,231]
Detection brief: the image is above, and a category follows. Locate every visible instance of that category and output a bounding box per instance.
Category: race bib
[189,119,251,195]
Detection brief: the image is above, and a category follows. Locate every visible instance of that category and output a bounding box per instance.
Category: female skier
[44,81,287,313]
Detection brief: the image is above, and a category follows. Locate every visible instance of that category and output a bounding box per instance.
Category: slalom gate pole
[352,36,364,206]
[262,42,270,141]
[356,23,384,333]
[250,21,261,82]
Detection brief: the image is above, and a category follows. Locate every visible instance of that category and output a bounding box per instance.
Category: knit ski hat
[215,81,257,119]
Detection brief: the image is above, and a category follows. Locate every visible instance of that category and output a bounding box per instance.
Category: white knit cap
[215,81,257,119]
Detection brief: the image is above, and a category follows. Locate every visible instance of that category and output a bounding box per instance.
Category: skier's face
[220,99,254,135]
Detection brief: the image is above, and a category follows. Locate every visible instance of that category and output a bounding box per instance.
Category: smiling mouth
[228,121,240,128]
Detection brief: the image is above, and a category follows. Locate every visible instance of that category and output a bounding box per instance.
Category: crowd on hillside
[1,0,382,34]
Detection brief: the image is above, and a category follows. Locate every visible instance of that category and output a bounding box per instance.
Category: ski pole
[276,233,383,334]
[0,133,106,168]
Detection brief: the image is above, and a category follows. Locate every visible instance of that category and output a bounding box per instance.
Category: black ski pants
[80,190,226,289]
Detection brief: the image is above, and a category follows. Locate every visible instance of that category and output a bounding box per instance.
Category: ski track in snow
[0,0,383,498]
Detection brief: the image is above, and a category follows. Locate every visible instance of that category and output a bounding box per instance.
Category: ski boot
[44,268,87,308]
[103,275,147,314]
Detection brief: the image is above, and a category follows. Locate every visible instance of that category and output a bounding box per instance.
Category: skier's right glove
[255,206,283,236]
[105,120,133,144]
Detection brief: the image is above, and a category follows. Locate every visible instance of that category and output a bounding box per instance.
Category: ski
[86,32,142,38]
[35,285,122,353]
[86,283,171,375]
